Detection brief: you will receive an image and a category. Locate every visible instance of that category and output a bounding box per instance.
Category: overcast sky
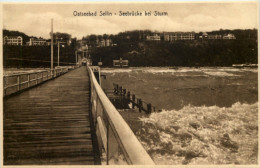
[3,2,258,39]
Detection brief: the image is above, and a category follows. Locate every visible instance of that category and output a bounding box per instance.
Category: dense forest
[3,45,76,68]
[91,40,257,67]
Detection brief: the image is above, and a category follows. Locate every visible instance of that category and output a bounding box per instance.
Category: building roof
[164,32,195,35]
[4,36,22,38]
[30,37,46,41]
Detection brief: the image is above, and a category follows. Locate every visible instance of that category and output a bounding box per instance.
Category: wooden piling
[147,104,152,114]
[138,99,142,113]
[123,89,126,97]
[114,85,117,94]
[127,91,130,103]
[111,83,156,113]
[132,94,135,109]
[119,86,122,95]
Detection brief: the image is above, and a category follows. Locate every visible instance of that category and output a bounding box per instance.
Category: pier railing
[3,66,76,97]
[88,66,155,165]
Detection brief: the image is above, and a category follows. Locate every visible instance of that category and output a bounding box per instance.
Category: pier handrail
[88,66,155,165]
[3,66,76,97]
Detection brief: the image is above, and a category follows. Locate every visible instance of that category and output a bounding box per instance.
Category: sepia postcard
[0,1,259,168]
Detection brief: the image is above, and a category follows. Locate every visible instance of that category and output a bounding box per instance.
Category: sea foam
[137,102,258,165]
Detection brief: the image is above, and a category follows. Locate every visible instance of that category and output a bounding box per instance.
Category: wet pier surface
[4,67,99,165]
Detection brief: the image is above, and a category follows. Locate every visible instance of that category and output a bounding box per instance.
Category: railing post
[17,75,20,91]
[147,103,152,114]
[138,98,142,113]
[4,76,7,96]
[132,94,135,109]
[36,73,38,85]
[27,74,30,88]
[41,72,43,82]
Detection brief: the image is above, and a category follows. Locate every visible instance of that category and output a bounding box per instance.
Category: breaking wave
[101,67,257,77]
[101,68,133,73]
[203,71,241,77]
[137,102,258,165]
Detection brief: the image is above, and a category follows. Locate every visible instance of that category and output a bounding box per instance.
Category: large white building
[28,37,47,46]
[223,33,236,40]
[4,36,23,45]
[164,32,195,41]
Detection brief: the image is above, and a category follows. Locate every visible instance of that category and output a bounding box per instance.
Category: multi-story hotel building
[164,32,195,41]
[28,37,47,46]
[4,36,23,45]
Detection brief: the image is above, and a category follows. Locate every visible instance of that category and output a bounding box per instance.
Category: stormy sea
[101,67,258,165]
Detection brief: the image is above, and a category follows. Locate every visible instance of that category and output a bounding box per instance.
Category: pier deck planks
[4,66,97,165]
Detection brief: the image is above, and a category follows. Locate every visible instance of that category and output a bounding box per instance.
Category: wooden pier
[4,66,100,165]
[3,66,154,165]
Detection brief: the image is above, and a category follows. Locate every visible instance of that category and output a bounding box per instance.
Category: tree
[52,32,71,42]
[3,29,30,45]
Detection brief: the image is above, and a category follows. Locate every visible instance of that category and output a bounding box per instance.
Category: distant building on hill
[200,32,235,40]
[46,39,51,46]
[201,32,208,39]
[28,37,47,46]
[164,32,195,41]
[99,39,105,47]
[97,39,112,47]
[3,36,23,46]
[208,34,222,40]
[146,34,161,41]
[223,33,236,39]
[105,39,112,46]
[113,57,129,67]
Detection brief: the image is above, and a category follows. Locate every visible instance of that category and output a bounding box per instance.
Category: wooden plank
[5,156,95,165]
[4,67,98,165]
